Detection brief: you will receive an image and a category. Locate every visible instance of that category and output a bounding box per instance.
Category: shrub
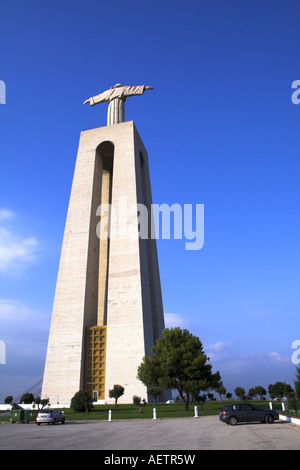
[70,390,93,413]
[108,384,125,406]
[133,395,147,413]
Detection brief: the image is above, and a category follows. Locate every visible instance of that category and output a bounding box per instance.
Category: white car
[36,409,65,425]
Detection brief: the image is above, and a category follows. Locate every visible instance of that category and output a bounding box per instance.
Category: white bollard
[153,408,157,420]
[108,410,112,421]
[282,402,289,411]
[194,405,198,418]
[269,401,273,410]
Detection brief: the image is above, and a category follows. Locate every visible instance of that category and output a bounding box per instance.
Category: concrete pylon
[41,121,168,405]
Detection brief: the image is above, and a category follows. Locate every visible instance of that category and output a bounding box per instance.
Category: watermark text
[0,340,6,364]
[96,198,204,251]
[291,80,300,104]
[0,80,6,104]
[292,340,300,365]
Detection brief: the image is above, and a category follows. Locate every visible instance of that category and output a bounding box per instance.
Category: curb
[279,414,300,426]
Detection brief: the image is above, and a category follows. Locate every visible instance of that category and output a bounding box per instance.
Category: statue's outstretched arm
[83,91,108,106]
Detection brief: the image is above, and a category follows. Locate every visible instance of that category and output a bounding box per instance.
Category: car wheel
[228,416,238,426]
[265,414,274,424]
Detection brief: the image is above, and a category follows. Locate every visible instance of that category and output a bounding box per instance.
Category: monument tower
[41,84,167,404]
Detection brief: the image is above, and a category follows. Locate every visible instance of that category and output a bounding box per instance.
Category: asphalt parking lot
[0,416,299,451]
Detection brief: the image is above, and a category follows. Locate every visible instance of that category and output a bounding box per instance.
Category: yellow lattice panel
[84,326,107,400]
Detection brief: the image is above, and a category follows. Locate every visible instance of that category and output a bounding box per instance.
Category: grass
[64,403,198,420]
[280,409,299,418]
[0,400,282,422]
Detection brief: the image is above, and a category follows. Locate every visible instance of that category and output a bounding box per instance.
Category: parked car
[219,403,279,426]
[36,409,65,425]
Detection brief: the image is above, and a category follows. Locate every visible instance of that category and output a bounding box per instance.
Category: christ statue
[83,83,153,126]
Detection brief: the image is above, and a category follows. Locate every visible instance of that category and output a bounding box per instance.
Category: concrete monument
[41,84,169,405]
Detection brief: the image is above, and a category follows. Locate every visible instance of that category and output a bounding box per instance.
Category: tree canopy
[137,327,221,410]
[249,386,267,400]
[70,390,93,413]
[108,384,125,406]
[294,367,300,401]
[234,387,246,401]
[268,381,293,401]
[20,393,34,404]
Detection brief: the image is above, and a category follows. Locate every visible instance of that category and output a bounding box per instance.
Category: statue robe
[89,85,146,126]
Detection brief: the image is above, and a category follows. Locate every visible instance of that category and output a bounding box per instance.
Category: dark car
[219,403,279,426]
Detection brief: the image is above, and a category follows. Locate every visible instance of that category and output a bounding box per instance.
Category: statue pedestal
[42,121,169,404]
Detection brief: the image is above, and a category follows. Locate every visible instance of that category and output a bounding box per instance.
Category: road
[0,416,299,451]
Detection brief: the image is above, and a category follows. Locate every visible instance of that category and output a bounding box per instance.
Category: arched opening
[83,141,114,402]
[96,141,114,327]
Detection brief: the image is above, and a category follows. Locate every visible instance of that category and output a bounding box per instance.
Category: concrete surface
[42,122,165,406]
[0,416,299,450]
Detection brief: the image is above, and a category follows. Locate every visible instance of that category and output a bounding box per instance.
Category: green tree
[137,355,158,391]
[215,384,226,403]
[133,396,147,413]
[147,385,162,405]
[4,396,13,405]
[268,381,292,401]
[137,327,220,411]
[40,398,49,409]
[253,386,267,400]
[188,379,210,405]
[234,387,246,401]
[294,367,300,401]
[284,384,294,399]
[70,390,93,413]
[196,394,206,409]
[268,383,277,401]
[34,396,41,409]
[108,384,125,406]
[20,393,34,404]
[288,396,299,416]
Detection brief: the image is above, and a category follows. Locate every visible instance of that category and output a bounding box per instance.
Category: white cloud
[0,299,50,338]
[206,341,235,363]
[164,313,187,328]
[0,209,41,275]
[0,209,14,221]
[268,351,290,363]
[206,341,291,371]
[207,341,234,352]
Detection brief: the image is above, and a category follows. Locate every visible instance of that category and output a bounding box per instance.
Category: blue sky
[0,0,299,401]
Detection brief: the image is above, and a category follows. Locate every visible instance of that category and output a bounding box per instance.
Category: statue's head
[112,83,123,88]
